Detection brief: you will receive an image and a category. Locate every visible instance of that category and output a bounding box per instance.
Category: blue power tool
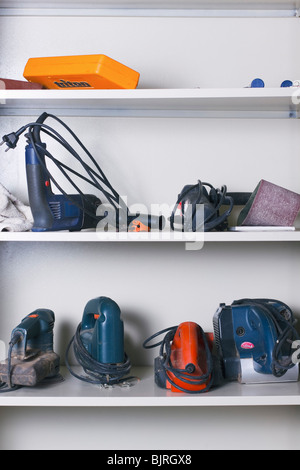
[213,298,300,383]
[1,112,164,232]
[25,142,100,232]
[0,309,60,391]
[65,296,133,386]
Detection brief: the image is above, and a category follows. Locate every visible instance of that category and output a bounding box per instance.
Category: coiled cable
[65,322,134,386]
[170,180,233,232]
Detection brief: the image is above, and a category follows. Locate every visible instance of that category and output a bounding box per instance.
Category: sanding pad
[0,351,60,386]
[237,179,300,227]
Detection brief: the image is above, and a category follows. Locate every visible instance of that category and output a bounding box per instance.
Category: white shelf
[0,88,299,119]
[1,366,300,407]
[1,0,299,17]
[0,230,300,243]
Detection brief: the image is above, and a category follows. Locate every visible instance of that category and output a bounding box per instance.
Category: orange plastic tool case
[23,54,140,89]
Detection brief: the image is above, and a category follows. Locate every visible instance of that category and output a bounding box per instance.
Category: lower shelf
[1,366,300,407]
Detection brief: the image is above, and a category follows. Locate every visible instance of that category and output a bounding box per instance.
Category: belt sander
[213,298,300,384]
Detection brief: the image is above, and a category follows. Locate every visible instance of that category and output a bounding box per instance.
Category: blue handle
[11,309,55,359]
[80,297,125,364]
[25,143,100,231]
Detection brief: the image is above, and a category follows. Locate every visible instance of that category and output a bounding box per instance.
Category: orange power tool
[143,322,214,393]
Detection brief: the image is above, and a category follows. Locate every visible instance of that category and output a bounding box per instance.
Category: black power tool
[0,309,61,392]
[170,180,234,232]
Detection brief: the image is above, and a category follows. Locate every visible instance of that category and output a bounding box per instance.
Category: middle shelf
[0,88,299,118]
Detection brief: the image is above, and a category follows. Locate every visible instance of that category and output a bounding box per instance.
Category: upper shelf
[0,88,299,118]
[0,0,300,17]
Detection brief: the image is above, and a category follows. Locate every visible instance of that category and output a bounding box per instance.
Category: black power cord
[143,325,214,394]
[65,322,135,386]
[0,333,22,393]
[232,298,300,377]
[170,180,234,232]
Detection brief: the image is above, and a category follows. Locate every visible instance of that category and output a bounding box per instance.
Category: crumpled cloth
[0,181,33,232]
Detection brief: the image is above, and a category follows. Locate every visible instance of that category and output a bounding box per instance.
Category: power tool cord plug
[0,333,22,393]
[0,126,27,151]
[143,326,214,394]
[65,322,135,386]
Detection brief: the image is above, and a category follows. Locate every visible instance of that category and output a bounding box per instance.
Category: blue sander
[213,298,300,384]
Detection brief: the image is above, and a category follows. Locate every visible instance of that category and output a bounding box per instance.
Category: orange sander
[143,322,214,393]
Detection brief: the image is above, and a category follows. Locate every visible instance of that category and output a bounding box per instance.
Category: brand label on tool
[54,79,92,88]
[241,341,255,349]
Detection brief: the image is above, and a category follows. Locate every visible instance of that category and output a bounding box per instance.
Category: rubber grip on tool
[25,144,53,230]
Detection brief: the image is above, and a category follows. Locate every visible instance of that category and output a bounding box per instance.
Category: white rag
[0,181,33,232]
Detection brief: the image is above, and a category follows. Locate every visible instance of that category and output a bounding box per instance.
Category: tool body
[144,322,214,393]
[0,309,60,389]
[26,142,100,231]
[80,297,125,364]
[213,298,300,384]
[65,296,132,385]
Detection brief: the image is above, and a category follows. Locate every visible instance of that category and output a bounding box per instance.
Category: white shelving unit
[1,0,300,451]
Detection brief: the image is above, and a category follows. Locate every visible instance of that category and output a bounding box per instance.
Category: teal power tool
[0,309,61,392]
[65,297,133,386]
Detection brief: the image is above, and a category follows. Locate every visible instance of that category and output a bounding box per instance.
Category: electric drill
[1,112,164,233]
[0,309,60,389]
[25,142,101,232]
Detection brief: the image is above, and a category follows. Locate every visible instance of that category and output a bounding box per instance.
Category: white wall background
[0,12,300,450]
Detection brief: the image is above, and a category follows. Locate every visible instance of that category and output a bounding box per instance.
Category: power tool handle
[12,309,55,358]
[25,143,53,230]
[81,297,124,364]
